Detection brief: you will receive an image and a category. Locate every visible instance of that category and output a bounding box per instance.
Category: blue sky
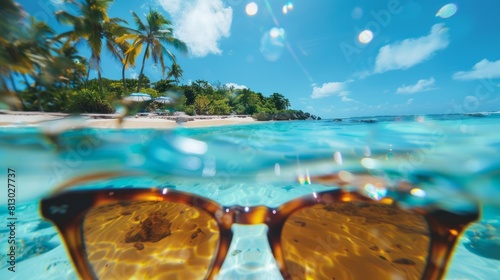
[18,0,500,118]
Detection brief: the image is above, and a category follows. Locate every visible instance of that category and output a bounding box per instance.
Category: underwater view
[1,115,500,279]
[2,0,500,279]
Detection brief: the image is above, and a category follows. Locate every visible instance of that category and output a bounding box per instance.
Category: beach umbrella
[124,93,152,102]
[154,96,173,104]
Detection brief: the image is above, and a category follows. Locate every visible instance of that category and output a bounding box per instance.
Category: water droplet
[351,7,363,19]
[282,3,293,14]
[246,2,258,16]
[260,27,286,62]
[358,30,373,44]
[436,3,457,19]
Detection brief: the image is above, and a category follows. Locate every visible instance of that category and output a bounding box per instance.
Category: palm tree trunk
[0,76,8,92]
[22,75,30,91]
[84,67,91,89]
[9,73,27,110]
[32,76,44,112]
[122,64,127,93]
[98,69,103,93]
[0,76,22,110]
[137,42,150,92]
[8,73,18,92]
[36,91,43,112]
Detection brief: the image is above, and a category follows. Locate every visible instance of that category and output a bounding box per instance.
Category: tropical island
[0,0,321,123]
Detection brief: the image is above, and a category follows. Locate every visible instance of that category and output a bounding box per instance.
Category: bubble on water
[246,2,258,16]
[358,30,373,44]
[361,157,378,169]
[436,3,457,18]
[274,163,281,175]
[334,151,343,165]
[351,7,363,19]
[364,183,387,200]
[260,27,286,62]
[269,27,282,38]
[282,2,293,14]
[410,188,426,198]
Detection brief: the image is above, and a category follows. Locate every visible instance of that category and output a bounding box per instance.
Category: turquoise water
[1,114,500,279]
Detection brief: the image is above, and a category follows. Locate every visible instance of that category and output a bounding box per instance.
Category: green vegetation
[0,0,320,121]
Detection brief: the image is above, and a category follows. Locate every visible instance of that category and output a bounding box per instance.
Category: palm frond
[131,11,147,32]
[125,43,143,68]
[55,10,78,25]
[116,34,138,44]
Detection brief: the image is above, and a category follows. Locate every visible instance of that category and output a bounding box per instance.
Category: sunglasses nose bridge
[231,206,276,225]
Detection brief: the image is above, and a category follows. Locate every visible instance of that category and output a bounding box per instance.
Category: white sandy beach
[0,111,257,129]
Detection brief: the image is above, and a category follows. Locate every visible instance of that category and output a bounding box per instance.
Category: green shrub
[145,101,159,112]
[65,89,115,114]
[140,88,160,98]
[183,105,195,116]
[208,99,231,115]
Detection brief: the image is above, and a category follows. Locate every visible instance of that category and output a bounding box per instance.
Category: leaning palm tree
[21,17,58,111]
[0,0,29,107]
[2,16,57,111]
[117,9,187,92]
[55,0,127,93]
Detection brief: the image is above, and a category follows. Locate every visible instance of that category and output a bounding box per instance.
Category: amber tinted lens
[282,202,430,280]
[82,201,220,279]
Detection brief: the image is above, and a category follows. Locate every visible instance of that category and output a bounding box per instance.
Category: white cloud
[453,59,500,80]
[406,98,414,106]
[396,77,436,94]
[225,82,247,90]
[311,82,347,99]
[158,0,232,57]
[129,72,139,79]
[374,24,449,73]
[338,91,354,102]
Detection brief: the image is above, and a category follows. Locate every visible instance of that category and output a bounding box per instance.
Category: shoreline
[0,110,258,129]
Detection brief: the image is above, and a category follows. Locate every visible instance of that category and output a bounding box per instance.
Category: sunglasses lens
[82,201,220,279]
[282,202,430,280]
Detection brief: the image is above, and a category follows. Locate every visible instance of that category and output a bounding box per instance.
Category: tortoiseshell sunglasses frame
[40,183,478,280]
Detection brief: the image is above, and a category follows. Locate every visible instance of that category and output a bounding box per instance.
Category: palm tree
[117,9,187,92]
[57,44,88,88]
[167,62,183,84]
[55,0,127,93]
[2,16,58,111]
[0,0,29,107]
[115,40,132,92]
[22,17,64,111]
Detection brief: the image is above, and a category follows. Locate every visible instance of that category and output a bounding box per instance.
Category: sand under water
[83,201,220,279]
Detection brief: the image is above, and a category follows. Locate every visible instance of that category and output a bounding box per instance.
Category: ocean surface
[1,113,500,279]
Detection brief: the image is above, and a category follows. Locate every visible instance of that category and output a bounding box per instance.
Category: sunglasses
[40,175,478,280]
